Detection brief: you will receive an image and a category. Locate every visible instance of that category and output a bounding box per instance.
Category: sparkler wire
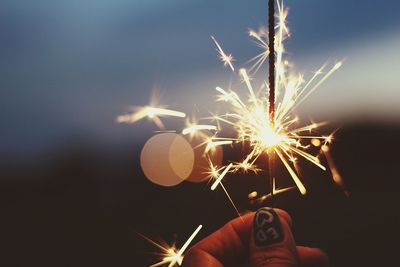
[268,0,275,128]
[268,0,276,204]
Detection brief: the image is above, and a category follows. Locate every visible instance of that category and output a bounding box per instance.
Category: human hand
[183,208,329,267]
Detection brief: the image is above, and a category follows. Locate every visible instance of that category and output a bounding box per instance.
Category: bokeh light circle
[140,133,194,186]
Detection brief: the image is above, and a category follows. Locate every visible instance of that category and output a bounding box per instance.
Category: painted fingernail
[253,207,283,246]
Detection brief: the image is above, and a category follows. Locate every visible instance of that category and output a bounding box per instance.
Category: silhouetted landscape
[1,121,399,267]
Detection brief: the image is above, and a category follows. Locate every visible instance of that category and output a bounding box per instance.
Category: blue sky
[1,0,400,154]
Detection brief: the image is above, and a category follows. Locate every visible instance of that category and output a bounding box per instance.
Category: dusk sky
[1,0,400,154]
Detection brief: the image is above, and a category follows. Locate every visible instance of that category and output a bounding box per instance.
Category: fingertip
[250,208,298,267]
[273,208,293,228]
[188,212,254,266]
[297,246,330,267]
[182,248,223,267]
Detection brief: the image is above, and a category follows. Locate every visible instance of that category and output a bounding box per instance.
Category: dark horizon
[2,122,400,266]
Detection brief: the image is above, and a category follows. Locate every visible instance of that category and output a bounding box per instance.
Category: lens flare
[140,133,194,186]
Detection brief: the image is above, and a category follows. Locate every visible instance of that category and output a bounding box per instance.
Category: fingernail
[253,207,283,246]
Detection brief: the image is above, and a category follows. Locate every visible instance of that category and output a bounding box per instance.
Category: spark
[205,159,242,219]
[250,177,296,205]
[211,35,235,72]
[169,225,203,267]
[233,160,262,174]
[182,124,217,135]
[248,191,258,199]
[204,138,233,153]
[322,144,349,196]
[248,28,270,73]
[211,163,233,191]
[204,158,224,181]
[117,106,185,129]
[140,225,203,267]
[288,61,343,114]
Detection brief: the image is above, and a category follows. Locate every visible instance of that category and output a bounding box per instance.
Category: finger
[250,208,298,267]
[182,208,293,266]
[183,212,254,266]
[182,248,223,267]
[297,246,329,267]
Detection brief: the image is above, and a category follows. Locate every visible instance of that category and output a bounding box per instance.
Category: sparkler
[120,0,345,264]
[206,0,343,199]
[118,0,344,207]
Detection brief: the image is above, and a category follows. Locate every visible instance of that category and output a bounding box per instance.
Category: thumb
[250,207,298,267]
